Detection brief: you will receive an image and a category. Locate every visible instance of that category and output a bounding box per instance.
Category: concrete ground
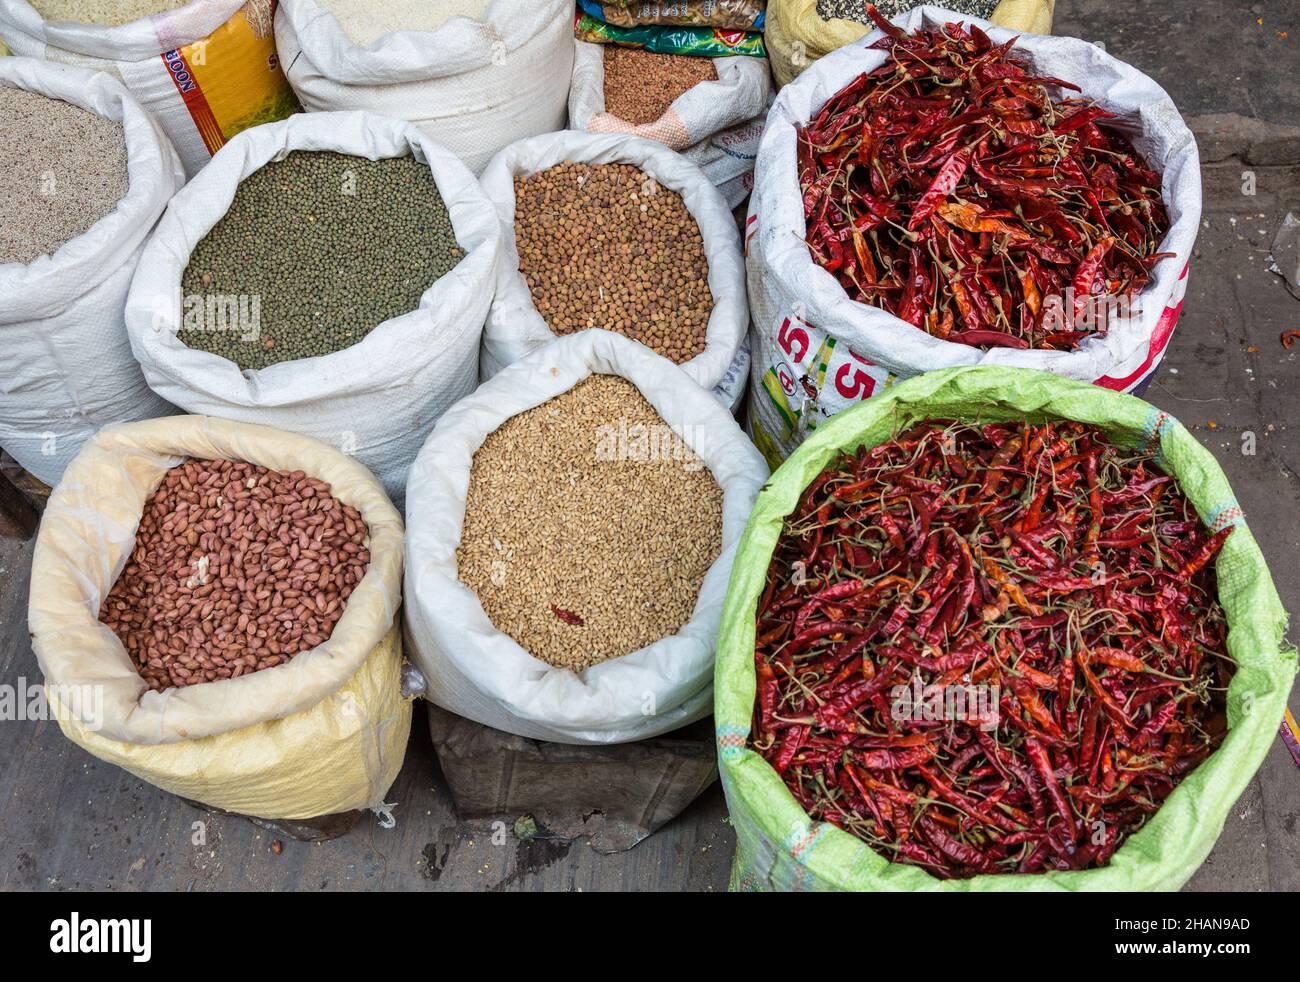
[1054,0,1298,129]
[1,0,1297,891]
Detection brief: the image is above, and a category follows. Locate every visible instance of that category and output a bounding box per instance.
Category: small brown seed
[601,47,717,126]
[456,377,722,672]
[513,162,711,364]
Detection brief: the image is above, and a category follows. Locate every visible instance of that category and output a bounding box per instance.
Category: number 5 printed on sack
[777,314,810,365]
[832,349,888,402]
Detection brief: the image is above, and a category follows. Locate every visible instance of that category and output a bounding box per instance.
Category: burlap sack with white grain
[0,0,296,176]
[276,0,574,174]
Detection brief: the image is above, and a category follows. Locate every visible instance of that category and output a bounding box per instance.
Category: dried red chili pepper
[909,148,971,231]
[796,6,1171,350]
[749,418,1234,878]
[550,605,585,627]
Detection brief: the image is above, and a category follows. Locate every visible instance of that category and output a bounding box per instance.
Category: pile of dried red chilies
[798,6,1172,350]
[750,419,1234,877]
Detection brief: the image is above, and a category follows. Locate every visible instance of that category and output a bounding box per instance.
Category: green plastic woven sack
[715,366,1295,891]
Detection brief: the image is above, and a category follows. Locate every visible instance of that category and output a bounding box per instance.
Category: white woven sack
[0,0,294,176]
[403,329,769,744]
[275,0,575,174]
[747,5,1200,461]
[480,131,750,409]
[684,112,766,208]
[125,110,501,509]
[0,57,183,485]
[568,39,770,153]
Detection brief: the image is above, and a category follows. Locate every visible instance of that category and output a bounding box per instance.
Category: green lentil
[180,150,461,370]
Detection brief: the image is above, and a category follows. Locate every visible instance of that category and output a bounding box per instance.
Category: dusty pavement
[1,0,1298,891]
[1054,0,1298,128]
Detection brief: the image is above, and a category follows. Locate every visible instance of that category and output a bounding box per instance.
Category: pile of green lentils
[180,150,462,370]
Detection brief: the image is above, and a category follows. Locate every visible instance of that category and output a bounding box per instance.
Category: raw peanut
[99,458,372,692]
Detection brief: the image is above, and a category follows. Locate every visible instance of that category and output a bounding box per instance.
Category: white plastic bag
[125,110,501,509]
[403,329,769,744]
[568,39,771,152]
[275,0,575,175]
[0,0,297,176]
[569,39,771,208]
[480,130,750,409]
[0,57,183,486]
[747,6,1200,463]
[683,112,766,208]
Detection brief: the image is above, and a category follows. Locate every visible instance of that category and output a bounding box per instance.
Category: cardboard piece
[426,705,718,853]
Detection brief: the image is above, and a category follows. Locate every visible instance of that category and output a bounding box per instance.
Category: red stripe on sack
[1095,262,1189,392]
[161,48,226,156]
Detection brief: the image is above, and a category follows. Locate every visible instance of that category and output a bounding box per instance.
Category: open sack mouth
[715,367,1292,891]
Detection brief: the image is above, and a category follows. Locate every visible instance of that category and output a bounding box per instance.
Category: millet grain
[457,375,723,671]
[0,85,128,265]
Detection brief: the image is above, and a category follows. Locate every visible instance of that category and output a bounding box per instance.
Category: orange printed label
[160,1,296,159]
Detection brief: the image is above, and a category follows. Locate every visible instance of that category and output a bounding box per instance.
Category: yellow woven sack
[768,0,1056,87]
[30,416,411,822]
